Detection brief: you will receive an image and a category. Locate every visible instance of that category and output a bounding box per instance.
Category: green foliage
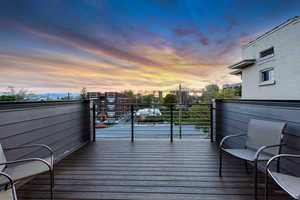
[202,84,240,103]
[123,90,135,98]
[188,105,210,134]
[122,90,159,104]
[205,84,219,92]
[163,94,177,105]
[201,84,219,103]
[142,94,155,104]
[234,85,242,96]
[213,88,237,99]
[0,86,30,101]
[122,90,137,103]
[0,95,16,101]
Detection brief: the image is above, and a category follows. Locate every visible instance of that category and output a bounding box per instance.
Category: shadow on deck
[18,140,292,200]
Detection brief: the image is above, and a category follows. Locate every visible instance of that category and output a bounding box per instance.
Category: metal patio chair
[219,119,286,199]
[0,172,17,200]
[265,154,300,200]
[0,144,54,200]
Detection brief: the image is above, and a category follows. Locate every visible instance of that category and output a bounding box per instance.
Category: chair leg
[50,169,54,200]
[254,161,258,200]
[265,172,269,200]
[245,160,250,174]
[12,185,17,200]
[219,148,223,177]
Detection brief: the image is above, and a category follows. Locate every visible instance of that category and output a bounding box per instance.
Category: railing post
[93,103,96,142]
[89,100,95,142]
[214,99,222,144]
[131,105,134,142]
[170,104,174,143]
[179,106,182,139]
[210,103,213,143]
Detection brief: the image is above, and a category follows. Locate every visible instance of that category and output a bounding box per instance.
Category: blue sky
[0,0,299,93]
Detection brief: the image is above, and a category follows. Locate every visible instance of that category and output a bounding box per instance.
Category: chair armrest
[0,172,13,185]
[219,134,247,149]
[0,158,52,170]
[4,144,54,155]
[4,144,54,165]
[254,144,286,161]
[266,154,300,173]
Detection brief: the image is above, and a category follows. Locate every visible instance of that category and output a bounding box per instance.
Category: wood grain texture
[18,140,292,200]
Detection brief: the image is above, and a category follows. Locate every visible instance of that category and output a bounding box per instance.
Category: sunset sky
[1,0,300,93]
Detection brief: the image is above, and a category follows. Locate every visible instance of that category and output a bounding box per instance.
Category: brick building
[87,92,130,123]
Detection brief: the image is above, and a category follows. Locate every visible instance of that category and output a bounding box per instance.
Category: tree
[0,86,28,101]
[0,95,16,101]
[202,84,220,103]
[201,84,240,103]
[234,85,242,97]
[163,94,177,105]
[80,87,87,99]
[142,94,155,104]
[9,86,28,100]
[122,90,136,103]
[219,88,236,99]
[205,84,219,92]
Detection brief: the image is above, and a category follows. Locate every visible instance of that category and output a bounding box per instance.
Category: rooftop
[18,140,291,200]
[245,16,300,47]
[1,100,299,200]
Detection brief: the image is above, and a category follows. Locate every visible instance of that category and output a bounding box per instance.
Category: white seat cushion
[0,157,52,185]
[0,144,7,172]
[224,148,272,161]
[270,172,300,200]
[0,188,15,200]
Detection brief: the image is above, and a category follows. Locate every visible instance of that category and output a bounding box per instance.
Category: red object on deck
[95,124,106,128]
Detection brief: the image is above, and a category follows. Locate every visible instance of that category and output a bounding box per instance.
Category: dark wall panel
[0,101,91,162]
[215,99,300,175]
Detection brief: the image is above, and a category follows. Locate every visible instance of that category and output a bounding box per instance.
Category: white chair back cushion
[0,144,7,171]
[246,119,286,155]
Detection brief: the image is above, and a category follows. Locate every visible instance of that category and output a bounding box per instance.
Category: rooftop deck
[18,139,291,200]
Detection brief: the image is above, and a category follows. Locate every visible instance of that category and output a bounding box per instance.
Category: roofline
[230,70,242,75]
[227,59,256,69]
[245,16,299,47]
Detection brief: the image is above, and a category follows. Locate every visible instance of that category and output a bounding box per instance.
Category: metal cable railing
[94,103,213,142]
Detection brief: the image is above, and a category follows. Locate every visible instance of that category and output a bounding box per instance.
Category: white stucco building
[229,16,300,100]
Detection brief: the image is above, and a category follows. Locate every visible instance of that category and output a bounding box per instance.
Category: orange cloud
[0,22,241,93]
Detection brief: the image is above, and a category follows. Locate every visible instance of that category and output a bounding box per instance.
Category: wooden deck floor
[18,139,292,200]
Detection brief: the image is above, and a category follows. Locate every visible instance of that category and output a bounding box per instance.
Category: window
[260,47,274,58]
[107,105,115,110]
[260,68,274,82]
[107,112,115,117]
[107,97,115,103]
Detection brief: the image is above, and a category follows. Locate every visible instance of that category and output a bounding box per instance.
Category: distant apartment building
[158,91,163,102]
[176,90,189,104]
[228,16,300,99]
[87,92,130,123]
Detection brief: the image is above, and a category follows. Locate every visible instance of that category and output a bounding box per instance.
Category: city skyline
[1,0,300,93]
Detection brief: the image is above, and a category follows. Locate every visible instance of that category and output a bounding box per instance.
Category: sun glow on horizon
[1,0,298,93]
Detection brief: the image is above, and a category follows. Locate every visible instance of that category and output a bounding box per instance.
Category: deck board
[18,139,292,200]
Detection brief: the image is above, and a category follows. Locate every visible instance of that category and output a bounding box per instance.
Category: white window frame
[258,68,275,86]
